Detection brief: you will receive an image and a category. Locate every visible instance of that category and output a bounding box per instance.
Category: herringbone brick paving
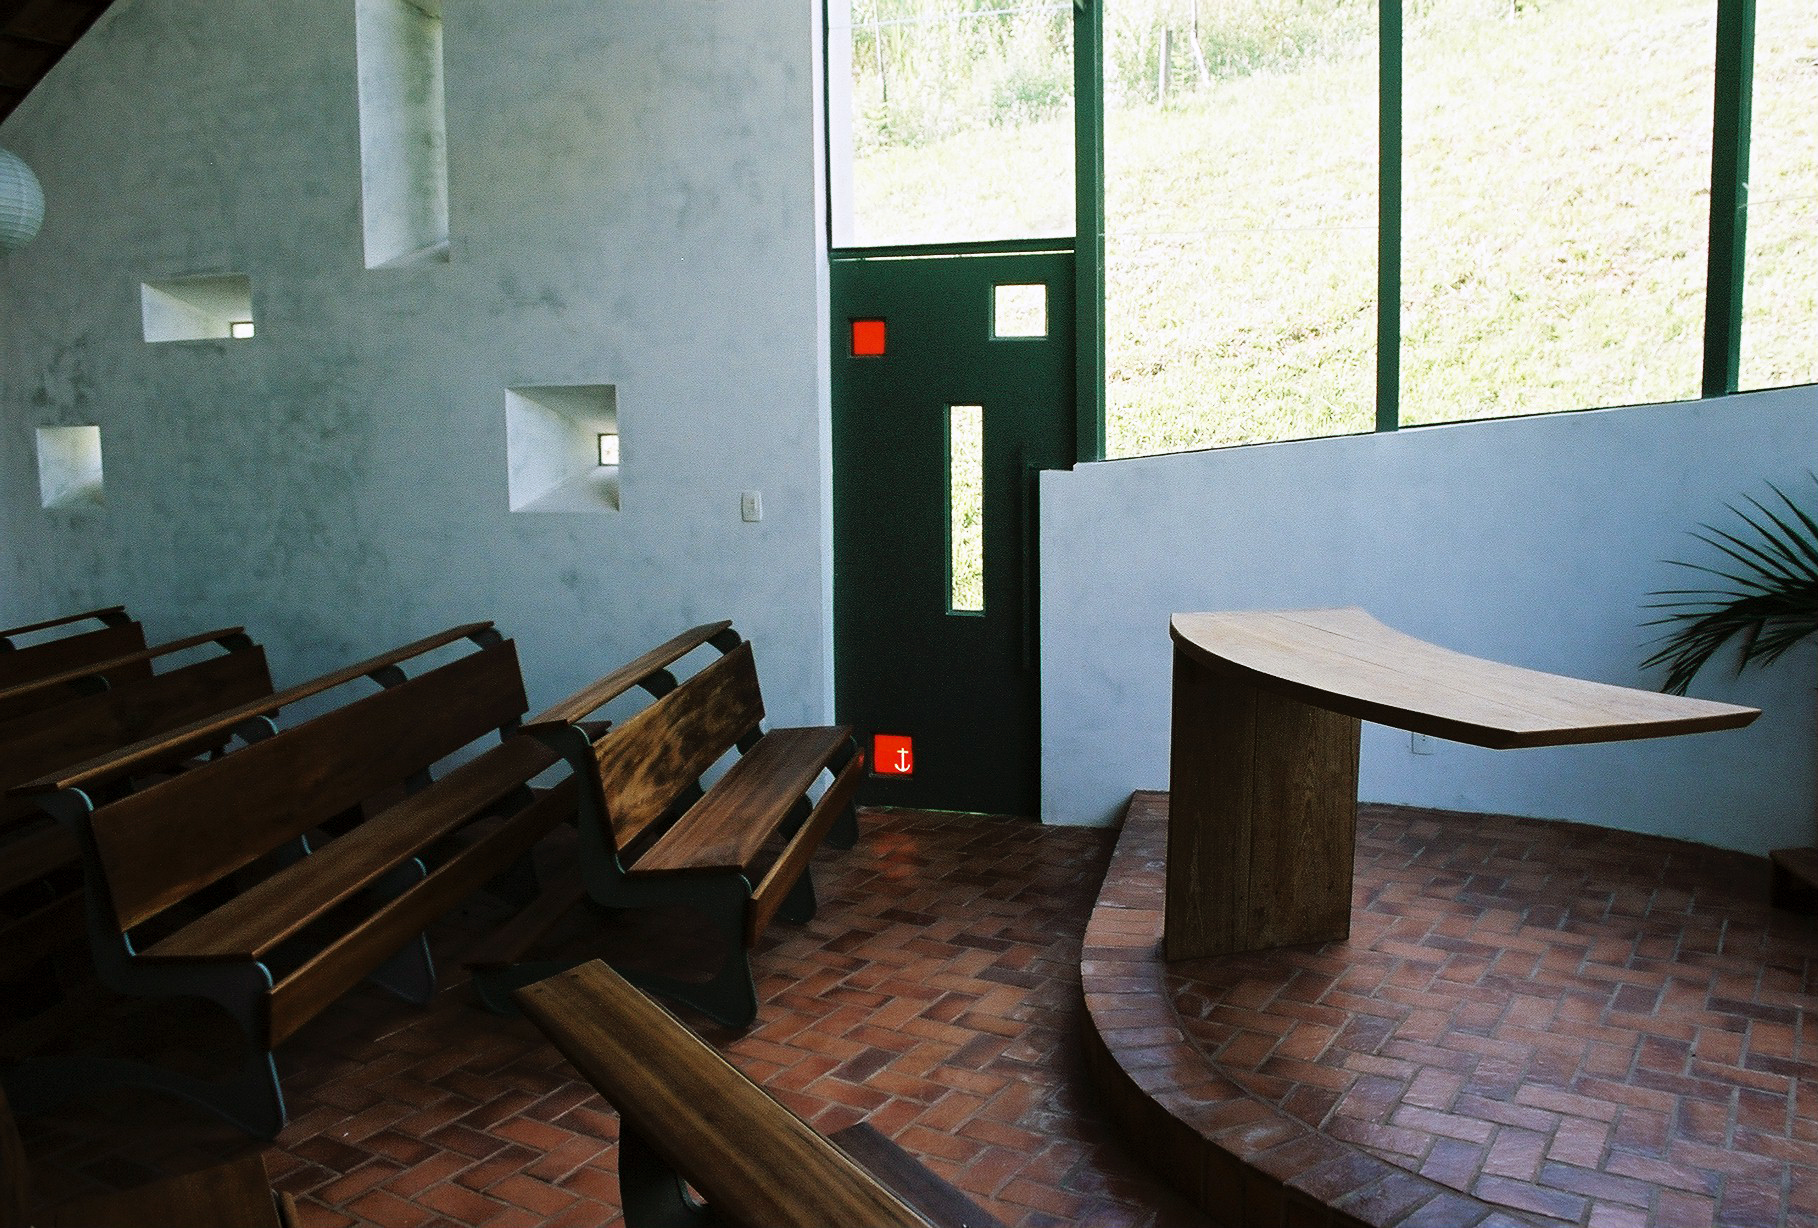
[1089,793,1818,1228]
[14,808,1210,1228]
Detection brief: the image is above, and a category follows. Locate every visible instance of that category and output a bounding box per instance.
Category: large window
[829,1,1075,248]
[1103,0,1379,457]
[1740,0,1818,391]
[1400,0,1714,425]
[827,0,1813,459]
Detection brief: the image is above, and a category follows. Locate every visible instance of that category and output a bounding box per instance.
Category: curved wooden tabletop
[1170,607,1759,750]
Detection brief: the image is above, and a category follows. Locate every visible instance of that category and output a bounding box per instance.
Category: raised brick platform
[1083,792,1818,1228]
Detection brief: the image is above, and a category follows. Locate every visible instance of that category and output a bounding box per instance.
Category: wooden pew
[8,629,570,1137]
[0,620,146,695]
[0,630,270,1004]
[0,628,265,810]
[468,622,863,1028]
[1,1082,295,1228]
[0,626,495,1001]
[10,622,500,806]
[0,607,131,650]
[0,627,258,728]
[516,960,1005,1228]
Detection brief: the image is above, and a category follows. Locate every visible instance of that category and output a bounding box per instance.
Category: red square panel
[872,733,914,776]
[851,318,886,357]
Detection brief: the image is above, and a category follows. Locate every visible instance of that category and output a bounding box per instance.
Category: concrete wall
[0,0,835,723]
[1040,388,1818,852]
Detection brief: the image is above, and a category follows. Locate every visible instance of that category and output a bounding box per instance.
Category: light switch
[741,491,763,522]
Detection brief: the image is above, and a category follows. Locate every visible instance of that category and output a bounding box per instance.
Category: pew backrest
[0,633,270,823]
[590,639,765,855]
[9,622,500,806]
[0,622,147,692]
[85,639,528,936]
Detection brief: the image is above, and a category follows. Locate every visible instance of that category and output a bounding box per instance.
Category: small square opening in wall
[506,384,620,513]
[35,426,105,510]
[992,283,1046,338]
[141,275,255,343]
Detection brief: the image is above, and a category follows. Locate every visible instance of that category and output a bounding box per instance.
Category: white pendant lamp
[0,147,46,251]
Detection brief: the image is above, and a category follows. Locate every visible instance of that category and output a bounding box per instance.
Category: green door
[832,246,1076,816]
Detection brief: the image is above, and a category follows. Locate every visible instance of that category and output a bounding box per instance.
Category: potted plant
[1644,477,1818,900]
[1642,477,1818,695]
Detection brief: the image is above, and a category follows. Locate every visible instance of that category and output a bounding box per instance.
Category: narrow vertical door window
[948,404,984,613]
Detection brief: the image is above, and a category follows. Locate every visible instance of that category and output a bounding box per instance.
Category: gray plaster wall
[1,0,835,723]
[1040,388,1818,853]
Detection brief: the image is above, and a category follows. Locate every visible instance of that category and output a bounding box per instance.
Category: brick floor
[1085,792,1818,1228]
[13,808,1210,1228]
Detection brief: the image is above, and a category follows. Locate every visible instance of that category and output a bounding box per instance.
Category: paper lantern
[0,148,45,251]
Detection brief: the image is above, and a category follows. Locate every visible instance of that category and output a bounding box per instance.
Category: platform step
[1769,847,1818,912]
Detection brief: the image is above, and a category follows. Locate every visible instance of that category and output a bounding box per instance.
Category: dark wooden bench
[0,606,132,650]
[0,629,270,1002]
[0,612,145,695]
[2,1082,296,1228]
[8,628,573,1137]
[0,626,497,1006]
[468,622,864,1028]
[9,622,501,807]
[0,627,266,815]
[516,960,1005,1228]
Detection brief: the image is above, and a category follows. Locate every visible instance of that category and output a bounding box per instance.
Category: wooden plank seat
[468,622,864,1028]
[2,1081,297,1228]
[515,960,1004,1228]
[8,633,573,1138]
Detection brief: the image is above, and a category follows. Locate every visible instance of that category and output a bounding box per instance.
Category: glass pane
[949,404,984,613]
[1103,0,1378,457]
[1401,0,1714,426]
[1740,0,1818,391]
[829,1,1075,247]
[993,283,1047,337]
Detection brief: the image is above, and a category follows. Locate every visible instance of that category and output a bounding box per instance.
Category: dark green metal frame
[826,0,1776,461]
[1703,0,1757,397]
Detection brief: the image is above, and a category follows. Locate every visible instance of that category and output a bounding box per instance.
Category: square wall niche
[36,426,105,509]
[141,275,256,342]
[506,384,620,513]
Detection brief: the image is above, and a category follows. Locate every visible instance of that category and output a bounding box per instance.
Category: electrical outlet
[741,490,763,522]
[1410,732,1436,755]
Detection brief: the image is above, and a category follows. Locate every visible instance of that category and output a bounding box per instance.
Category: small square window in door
[851,318,887,356]
[992,284,1046,338]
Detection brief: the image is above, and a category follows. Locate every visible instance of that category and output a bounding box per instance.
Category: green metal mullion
[1702,0,1756,398]
[1073,0,1107,463]
[1376,0,1402,432]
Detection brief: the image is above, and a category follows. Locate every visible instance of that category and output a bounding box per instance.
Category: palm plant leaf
[1641,477,1818,695]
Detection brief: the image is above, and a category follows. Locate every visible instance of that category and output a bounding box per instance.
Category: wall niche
[506,384,620,514]
[36,425,105,509]
[356,0,450,269]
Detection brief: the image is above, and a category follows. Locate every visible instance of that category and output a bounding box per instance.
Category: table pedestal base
[1164,648,1360,961]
